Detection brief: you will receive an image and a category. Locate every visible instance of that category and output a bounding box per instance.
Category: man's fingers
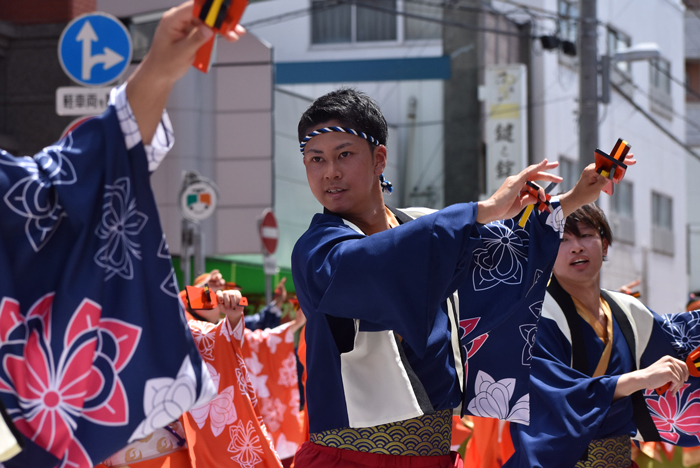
[679,360,690,382]
[183,24,214,52]
[216,290,240,308]
[223,25,246,42]
[529,172,563,183]
[520,193,538,207]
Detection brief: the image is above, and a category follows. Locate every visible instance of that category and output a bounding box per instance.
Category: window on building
[311,2,352,44]
[650,58,672,94]
[312,0,396,44]
[649,57,673,118]
[652,192,673,229]
[611,180,633,218]
[607,27,631,74]
[125,11,164,62]
[357,0,397,42]
[404,1,441,40]
[652,191,674,255]
[610,180,635,244]
[311,0,440,45]
[557,157,577,193]
[557,0,578,44]
[687,60,700,102]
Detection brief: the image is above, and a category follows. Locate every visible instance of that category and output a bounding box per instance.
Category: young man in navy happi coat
[290,88,630,467]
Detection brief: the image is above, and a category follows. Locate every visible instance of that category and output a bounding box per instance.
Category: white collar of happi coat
[541,288,655,370]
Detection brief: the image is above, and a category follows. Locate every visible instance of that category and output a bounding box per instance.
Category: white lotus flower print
[662,311,700,356]
[468,371,530,424]
[128,355,216,442]
[228,420,263,468]
[545,202,565,236]
[94,177,148,281]
[1,135,77,252]
[278,353,298,388]
[472,221,529,291]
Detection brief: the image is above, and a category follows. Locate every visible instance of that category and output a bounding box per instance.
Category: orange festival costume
[241,323,306,461]
[98,314,283,468]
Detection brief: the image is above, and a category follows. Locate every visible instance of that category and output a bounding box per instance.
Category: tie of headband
[299,126,379,154]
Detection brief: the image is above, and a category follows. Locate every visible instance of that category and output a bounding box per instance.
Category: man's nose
[324,160,341,179]
[569,238,584,252]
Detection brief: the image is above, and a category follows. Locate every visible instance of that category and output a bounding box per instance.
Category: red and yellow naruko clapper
[185,284,248,310]
[594,138,631,196]
[656,346,700,395]
[192,0,248,73]
[517,181,557,228]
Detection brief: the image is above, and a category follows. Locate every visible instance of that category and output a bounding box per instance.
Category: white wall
[98,1,274,257]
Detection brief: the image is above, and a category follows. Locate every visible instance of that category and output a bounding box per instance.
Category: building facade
[2,0,692,310]
[492,0,688,312]
[242,0,689,312]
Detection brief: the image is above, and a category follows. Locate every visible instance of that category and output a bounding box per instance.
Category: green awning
[171,255,294,295]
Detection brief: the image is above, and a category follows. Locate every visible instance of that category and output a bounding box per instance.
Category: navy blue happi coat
[0,106,215,467]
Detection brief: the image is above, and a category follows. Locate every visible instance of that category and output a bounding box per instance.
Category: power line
[242,2,341,29]
[649,55,700,103]
[611,80,700,161]
[613,70,700,136]
[335,0,528,37]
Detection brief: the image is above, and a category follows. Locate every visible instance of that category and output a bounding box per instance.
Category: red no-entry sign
[260,209,278,255]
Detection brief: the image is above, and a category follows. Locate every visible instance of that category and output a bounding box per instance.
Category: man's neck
[345,204,392,235]
[557,275,602,319]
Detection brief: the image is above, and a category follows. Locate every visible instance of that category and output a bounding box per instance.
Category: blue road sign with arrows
[58,12,132,87]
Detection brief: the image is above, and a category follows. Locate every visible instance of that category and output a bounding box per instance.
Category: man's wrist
[476,200,493,224]
[127,61,176,98]
[558,190,579,218]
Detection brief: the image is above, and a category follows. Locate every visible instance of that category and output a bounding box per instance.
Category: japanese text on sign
[485,64,528,196]
[56,86,112,116]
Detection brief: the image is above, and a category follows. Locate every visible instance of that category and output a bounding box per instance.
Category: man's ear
[602,238,609,257]
[373,145,387,175]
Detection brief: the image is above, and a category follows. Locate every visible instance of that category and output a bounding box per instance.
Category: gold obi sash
[310,408,452,456]
[575,435,632,468]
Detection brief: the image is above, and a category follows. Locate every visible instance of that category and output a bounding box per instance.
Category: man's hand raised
[476,159,562,224]
[126,1,245,144]
[559,154,636,217]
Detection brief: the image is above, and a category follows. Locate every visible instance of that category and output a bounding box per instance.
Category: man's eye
[339,151,350,158]
[311,157,322,163]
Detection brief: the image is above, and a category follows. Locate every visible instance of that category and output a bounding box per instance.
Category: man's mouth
[570,258,588,266]
[326,188,345,194]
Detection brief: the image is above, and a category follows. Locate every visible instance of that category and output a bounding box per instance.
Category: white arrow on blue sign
[58,12,132,87]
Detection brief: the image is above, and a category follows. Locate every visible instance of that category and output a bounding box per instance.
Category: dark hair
[564,203,613,246]
[297,88,388,147]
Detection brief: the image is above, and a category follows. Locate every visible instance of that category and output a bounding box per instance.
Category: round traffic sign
[58,12,132,87]
[180,181,218,222]
[260,209,278,255]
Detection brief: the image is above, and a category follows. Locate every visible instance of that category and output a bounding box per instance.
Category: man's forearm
[126,62,175,146]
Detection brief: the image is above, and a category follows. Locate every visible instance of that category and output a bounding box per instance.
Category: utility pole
[443,3,481,204]
[578,0,598,172]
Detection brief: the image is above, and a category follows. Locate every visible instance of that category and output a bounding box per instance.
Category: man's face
[553,221,608,285]
[302,120,386,216]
